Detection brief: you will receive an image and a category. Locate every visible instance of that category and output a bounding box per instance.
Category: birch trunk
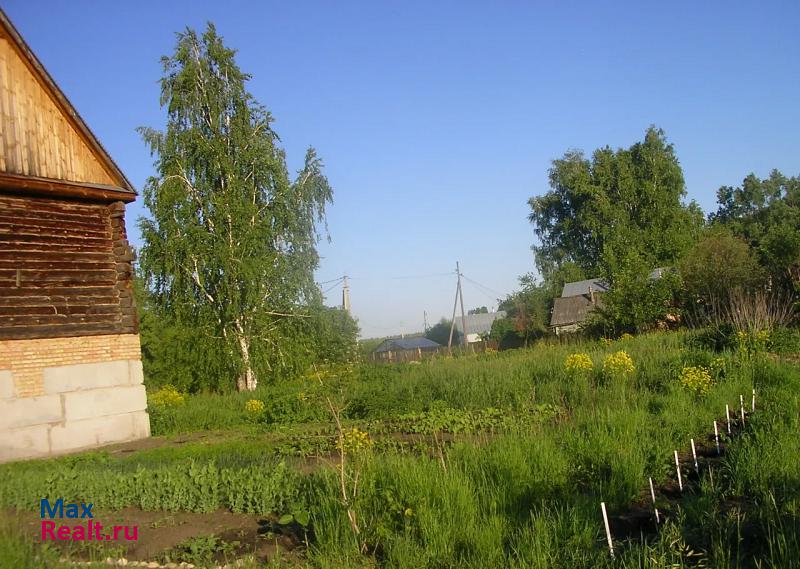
[235,329,257,391]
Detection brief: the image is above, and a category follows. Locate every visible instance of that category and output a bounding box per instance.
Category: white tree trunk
[234,328,257,391]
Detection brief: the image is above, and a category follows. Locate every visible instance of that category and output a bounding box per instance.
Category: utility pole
[447,262,469,352]
[457,262,468,348]
[423,310,428,332]
[342,275,351,315]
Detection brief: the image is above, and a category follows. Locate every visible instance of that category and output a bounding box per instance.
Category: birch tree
[138,24,332,391]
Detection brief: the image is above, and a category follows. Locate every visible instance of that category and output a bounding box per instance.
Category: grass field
[2,331,799,568]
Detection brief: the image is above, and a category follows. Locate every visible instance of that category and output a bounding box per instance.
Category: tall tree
[712,170,800,290]
[137,24,332,391]
[528,127,703,280]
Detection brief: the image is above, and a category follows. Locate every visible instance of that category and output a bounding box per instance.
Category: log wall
[0,193,138,340]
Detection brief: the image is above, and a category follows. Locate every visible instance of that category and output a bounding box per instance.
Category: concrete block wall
[0,334,150,463]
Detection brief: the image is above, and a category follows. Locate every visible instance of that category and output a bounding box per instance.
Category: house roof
[561,278,610,298]
[0,9,136,199]
[453,311,507,336]
[550,295,601,328]
[374,337,442,353]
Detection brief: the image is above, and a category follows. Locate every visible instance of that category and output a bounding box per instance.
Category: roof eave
[0,8,137,196]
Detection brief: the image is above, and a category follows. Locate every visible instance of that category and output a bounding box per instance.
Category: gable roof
[561,278,610,298]
[374,337,441,353]
[550,295,601,328]
[0,9,135,200]
[453,311,507,336]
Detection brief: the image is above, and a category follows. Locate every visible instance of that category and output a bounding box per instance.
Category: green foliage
[528,127,703,280]
[712,169,800,291]
[0,457,301,516]
[137,23,334,391]
[310,307,360,365]
[495,272,553,346]
[424,318,461,347]
[162,535,240,566]
[679,226,764,306]
[595,254,682,334]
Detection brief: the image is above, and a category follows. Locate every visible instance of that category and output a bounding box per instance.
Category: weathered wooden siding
[0,193,138,339]
[0,35,117,187]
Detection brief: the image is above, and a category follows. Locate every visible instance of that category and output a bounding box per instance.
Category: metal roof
[453,311,507,336]
[373,337,442,353]
[561,278,610,298]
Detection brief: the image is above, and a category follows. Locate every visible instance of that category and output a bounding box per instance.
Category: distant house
[453,310,507,343]
[372,337,442,362]
[550,278,607,335]
[550,270,669,334]
[550,295,601,335]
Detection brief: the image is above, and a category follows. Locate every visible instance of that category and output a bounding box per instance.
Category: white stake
[674,450,683,491]
[601,502,614,558]
[751,389,755,412]
[740,394,746,426]
[648,477,660,525]
[713,420,720,455]
[726,404,731,434]
[691,438,699,473]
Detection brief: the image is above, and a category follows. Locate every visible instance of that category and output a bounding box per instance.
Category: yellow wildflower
[678,366,713,397]
[603,351,635,378]
[564,353,594,375]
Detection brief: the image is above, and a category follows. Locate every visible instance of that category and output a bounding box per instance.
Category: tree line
[493,127,799,346]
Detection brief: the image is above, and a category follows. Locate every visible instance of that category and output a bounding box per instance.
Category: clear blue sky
[5,1,799,338]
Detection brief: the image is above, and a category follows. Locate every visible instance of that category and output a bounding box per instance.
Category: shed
[374,337,442,353]
[372,337,442,362]
[0,10,150,462]
[550,295,602,335]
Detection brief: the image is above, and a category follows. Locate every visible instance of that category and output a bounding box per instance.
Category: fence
[369,341,497,363]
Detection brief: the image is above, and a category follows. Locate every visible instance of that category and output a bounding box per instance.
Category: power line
[347,271,454,281]
[321,280,344,295]
[461,274,506,299]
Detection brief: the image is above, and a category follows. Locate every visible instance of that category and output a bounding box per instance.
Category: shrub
[602,350,635,378]
[678,366,713,397]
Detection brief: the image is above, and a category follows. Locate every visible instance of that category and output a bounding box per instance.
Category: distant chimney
[588,285,596,305]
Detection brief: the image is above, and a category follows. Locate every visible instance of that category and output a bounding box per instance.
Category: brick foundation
[0,334,150,462]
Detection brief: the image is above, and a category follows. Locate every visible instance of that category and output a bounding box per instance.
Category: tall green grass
[2,331,798,567]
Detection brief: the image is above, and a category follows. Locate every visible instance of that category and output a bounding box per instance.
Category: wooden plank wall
[0,194,138,340]
[0,36,117,187]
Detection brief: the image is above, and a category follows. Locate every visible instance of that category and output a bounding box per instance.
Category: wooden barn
[0,10,150,462]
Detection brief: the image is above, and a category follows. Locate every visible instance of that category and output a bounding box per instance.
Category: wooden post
[648,477,660,525]
[726,404,731,434]
[600,502,614,558]
[739,394,746,426]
